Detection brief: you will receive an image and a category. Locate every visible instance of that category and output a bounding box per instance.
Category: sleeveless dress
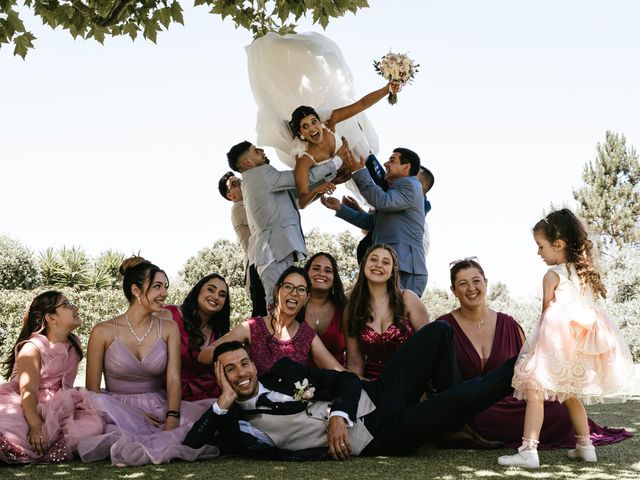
[0,334,103,463]
[512,264,637,404]
[317,307,346,366]
[247,316,316,376]
[246,31,379,168]
[164,305,220,400]
[359,321,414,380]
[76,319,218,466]
[440,313,632,449]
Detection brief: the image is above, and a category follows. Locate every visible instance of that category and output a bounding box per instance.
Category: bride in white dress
[245,32,399,208]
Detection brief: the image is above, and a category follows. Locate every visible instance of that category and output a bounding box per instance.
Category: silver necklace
[125,313,154,346]
[458,310,486,329]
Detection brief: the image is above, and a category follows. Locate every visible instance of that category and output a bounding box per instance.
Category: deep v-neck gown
[439,313,632,449]
[77,321,218,465]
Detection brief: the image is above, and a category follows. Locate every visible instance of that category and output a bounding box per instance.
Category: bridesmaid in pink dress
[161,273,231,400]
[440,257,631,449]
[199,266,343,376]
[344,244,429,379]
[78,256,217,466]
[0,291,103,463]
[303,252,348,365]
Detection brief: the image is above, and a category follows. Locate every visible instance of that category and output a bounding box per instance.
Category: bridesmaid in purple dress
[439,258,631,449]
[344,244,429,379]
[161,273,231,400]
[0,291,103,464]
[303,252,348,365]
[200,266,343,376]
[78,256,218,466]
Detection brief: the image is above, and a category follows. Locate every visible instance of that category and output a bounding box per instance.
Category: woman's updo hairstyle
[120,256,166,303]
[289,106,321,140]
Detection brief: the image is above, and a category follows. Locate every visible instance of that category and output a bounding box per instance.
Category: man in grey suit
[226,141,339,305]
[322,144,428,296]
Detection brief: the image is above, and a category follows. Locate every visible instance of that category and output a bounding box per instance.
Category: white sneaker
[567,444,597,462]
[498,449,540,468]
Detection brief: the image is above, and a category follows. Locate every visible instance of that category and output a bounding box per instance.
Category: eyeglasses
[280,282,309,296]
[229,179,241,188]
[448,256,479,269]
[54,300,76,310]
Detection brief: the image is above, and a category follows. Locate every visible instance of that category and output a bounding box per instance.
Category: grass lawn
[3,399,639,480]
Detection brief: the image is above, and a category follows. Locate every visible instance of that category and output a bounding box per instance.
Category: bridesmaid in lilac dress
[0,291,103,464]
[78,257,218,466]
[199,266,343,376]
[440,258,631,449]
[303,252,348,365]
[344,244,429,379]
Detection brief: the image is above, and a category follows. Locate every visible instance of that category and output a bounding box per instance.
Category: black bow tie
[253,392,307,415]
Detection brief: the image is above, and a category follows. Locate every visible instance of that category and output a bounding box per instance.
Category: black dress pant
[362,321,516,455]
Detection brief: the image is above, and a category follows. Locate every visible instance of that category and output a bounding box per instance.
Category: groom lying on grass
[184,321,513,460]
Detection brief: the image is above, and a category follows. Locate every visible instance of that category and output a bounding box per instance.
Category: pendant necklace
[458,310,486,330]
[125,313,154,346]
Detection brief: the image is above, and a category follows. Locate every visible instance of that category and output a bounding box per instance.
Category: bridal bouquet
[373,52,419,104]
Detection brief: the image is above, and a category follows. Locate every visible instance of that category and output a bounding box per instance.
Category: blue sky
[2,0,639,299]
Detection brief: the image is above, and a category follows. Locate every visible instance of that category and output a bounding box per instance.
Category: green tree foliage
[573,131,640,249]
[1,0,369,58]
[180,239,245,289]
[0,235,40,289]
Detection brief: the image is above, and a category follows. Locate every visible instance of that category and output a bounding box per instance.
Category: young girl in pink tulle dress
[0,291,103,463]
[498,209,636,469]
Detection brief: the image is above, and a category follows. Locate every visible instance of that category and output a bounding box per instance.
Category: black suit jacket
[183,358,363,460]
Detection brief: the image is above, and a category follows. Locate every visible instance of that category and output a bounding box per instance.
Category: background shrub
[0,235,40,289]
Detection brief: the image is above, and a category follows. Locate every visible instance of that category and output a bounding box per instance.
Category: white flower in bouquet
[373,51,419,104]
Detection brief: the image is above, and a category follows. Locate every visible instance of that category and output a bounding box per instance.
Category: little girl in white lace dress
[498,209,636,469]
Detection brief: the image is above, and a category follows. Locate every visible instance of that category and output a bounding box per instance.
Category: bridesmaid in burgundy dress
[439,258,632,449]
[303,252,348,365]
[161,273,230,400]
[199,266,343,376]
[344,244,429,379]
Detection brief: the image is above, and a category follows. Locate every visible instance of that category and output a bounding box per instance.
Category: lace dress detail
[248,316,316,376]
[512,264,637,405]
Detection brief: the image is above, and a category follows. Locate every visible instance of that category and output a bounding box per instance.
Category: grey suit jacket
[241,161,337,269]
[337,169,426,275]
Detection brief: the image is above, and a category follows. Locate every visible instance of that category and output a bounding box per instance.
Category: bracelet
[166,410,180,419]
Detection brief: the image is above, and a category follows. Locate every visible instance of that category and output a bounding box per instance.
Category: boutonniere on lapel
[293,378,315,403]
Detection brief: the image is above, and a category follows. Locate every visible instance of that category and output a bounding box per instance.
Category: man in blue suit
[322,143,427,296]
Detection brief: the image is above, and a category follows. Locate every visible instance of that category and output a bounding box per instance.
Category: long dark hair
[120,256,167,303]
[303,252,347,309]
[345,244,407,337]
[181,273,231,351]
[533,208,607,299]
[2,291,82,380]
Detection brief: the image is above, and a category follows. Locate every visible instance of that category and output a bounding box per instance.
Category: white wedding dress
[245,32,380,168]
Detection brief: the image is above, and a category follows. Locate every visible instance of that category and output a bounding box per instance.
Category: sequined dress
[76,319,218,466]
[0,334,103,463]
[359,321,414,380]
